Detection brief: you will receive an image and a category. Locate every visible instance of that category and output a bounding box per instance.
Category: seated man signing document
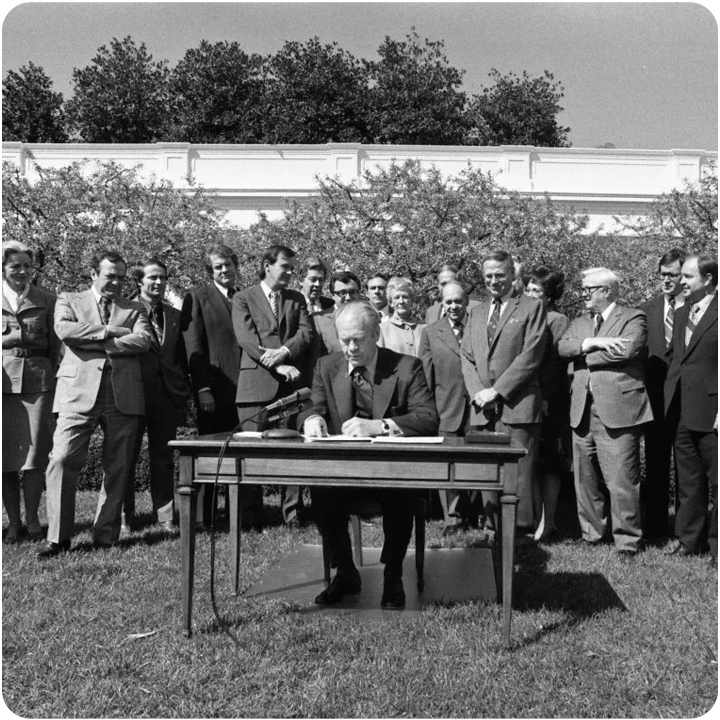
[303,301,439,609]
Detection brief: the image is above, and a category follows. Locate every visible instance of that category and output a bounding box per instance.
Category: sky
[2,1,718,151]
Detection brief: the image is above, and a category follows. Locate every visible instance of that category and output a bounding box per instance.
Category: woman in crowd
[378,276,426,357]
[2,240,60,542]
[524,264,570,542]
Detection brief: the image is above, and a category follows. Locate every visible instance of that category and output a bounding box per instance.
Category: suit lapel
[331,355,353,423]
[277,289,288,331]
[252,284,277,329]
[16,285,46,313]
[475,300,491,358]
[684,295,718,358]
[436,318,461,357]
[80,289,103,323]
[210,284,232,317]
[597,306,624,337]
[372,349,398,419]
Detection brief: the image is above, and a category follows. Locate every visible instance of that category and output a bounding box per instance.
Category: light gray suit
[45,290,151,545]
[559,305,653,551]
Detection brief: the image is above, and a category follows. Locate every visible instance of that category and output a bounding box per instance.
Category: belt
[2,347,47,358]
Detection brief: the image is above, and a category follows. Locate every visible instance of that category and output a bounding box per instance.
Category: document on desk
[304,435,373,442]
[370,436,444,444]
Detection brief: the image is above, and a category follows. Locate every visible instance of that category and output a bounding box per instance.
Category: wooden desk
[170,435,525,646]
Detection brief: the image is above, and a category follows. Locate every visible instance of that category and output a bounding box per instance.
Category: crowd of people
[2,239,717,606]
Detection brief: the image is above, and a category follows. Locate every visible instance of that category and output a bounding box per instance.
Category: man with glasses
[640,248,687,539]
[559,268,653,559]
[233,244,312,527]
[313,271,362,357]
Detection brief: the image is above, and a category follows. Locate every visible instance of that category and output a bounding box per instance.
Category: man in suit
[233,244,312,526]
[37,250,152,557]
[425,264,480,324]
[664,253,717,562]
[181,244,261,528]
[558,268,653,557]
[123,258,190,533]
[299,256,334,317]
[304,301,439,608]
[366,273,389,320]
[418,280,477,533]
[640,248,687,539]
[461,250,547,534]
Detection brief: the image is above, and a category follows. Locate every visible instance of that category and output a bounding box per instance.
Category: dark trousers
[641,410,676,538]
[673,418,718,557]
[312,487,415,576]
[237,391,303,524]
[197,401,263,527]
[125,379,180,524]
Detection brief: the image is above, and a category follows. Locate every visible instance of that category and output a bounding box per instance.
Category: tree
[235,160,596,315]
[468,69,571,147]
[167,40,266,143]
[64,36,170,142]
[262,38,371,143]
[2,62,67,142]
[365,30,469,145]
[2,159,230,296]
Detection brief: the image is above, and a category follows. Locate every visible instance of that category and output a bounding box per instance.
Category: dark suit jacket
[233,284,312,404]
[640,293,675,411]
[53,290,151,415]
[664,294,718,432]
[310,347,439,436]
[418,318,468,434]
[461,294,547,426]
[181,284,240,410]
[559,305,653,430]
[138,300,190,406]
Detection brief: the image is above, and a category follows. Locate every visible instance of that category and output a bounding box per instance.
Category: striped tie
[269,290,279,318]
[664,298,675,348]
[684,304,698,348]
[487,299,502,345]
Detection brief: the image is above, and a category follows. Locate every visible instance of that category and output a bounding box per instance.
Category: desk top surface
[170,434,527,460]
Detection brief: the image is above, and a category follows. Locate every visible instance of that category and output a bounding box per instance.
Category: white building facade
[3,142,716,234]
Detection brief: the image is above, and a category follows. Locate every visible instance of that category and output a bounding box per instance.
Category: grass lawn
[2,490,717,718]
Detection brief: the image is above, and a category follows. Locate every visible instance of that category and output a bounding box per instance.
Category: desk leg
[229,483,243,596]
[500,492,518,649]
[178,455,197,638]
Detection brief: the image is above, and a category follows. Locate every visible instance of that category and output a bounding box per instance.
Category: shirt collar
[347,349,378,378]
[91,286,112,305]
[214,281,232,298]
[2,281,30,310]
[665,293,685,310]
[447,314,465,329]
[599,302,616,322]
[693,292,715,313]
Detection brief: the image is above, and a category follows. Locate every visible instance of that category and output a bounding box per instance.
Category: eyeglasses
[581,286,607,296]
[333,289,359,298]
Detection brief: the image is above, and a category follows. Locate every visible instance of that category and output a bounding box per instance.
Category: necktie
[151,305,164,343]
[352,366,373,419]
[685,304,699,348]
[227,287,236,301]
[487,299,502,345]
[99,297,111,325]
[664,297,675,348]
[269,290,279,319]
[453,321,464,341]
[594,314,604,336]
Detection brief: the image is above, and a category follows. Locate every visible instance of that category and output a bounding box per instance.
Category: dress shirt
[213,281,233,299]
[665,294,685,317]
[2,281,30,313]
[485,288,515,325]
[447,314,465,339]
[689,291,716,325]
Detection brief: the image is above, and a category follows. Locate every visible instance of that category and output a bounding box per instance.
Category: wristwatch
[380,420,390,436]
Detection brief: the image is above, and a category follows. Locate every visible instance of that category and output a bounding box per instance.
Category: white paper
[371,436,445,444]
[304,435,373,442]
[232,431,264,438]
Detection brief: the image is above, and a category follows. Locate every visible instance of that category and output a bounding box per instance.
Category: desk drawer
[196,457,237,477]
[242,457,448,481]
[453,462,500,483]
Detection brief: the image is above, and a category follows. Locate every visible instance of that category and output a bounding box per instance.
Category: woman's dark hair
[524,264,566,307]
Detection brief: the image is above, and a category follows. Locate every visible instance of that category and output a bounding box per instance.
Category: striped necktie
[664,297,675,348]
[150,305,164,344]
[352,366,373,419]
[99,297,112,325]
[269,290,279,318]
[487,299,502,344]
[685,304,699,348]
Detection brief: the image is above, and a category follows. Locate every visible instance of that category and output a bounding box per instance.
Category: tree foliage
[64,36,171,142]
[2,62,67,142]
[262,38,371,143]
[167,40,266,143]
[365,30,469,145]
[235,160,597,315]
[468,69,570,147]
[1,159,229,295]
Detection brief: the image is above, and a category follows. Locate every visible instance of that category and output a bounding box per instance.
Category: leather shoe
[665,543,694,557]
[315,570,361,605]
[381,575,406,609]
[442,520,467,537]
[36,539,71,559]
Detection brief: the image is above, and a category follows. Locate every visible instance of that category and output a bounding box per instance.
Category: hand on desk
[304,416,328,437]
[341,417,384,437]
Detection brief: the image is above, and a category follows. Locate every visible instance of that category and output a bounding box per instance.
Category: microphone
[264,387,311,413]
